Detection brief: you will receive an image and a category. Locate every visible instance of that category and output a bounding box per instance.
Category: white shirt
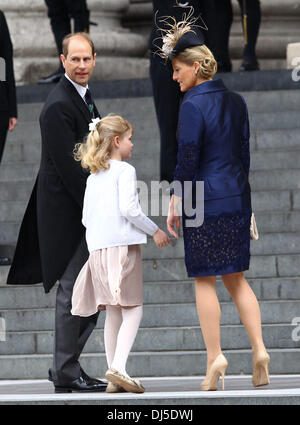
[82,159,159,253]
[64,73,88,99]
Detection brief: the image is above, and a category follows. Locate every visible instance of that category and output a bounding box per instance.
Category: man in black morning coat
[7,33,106,393]
[0,10,18,265]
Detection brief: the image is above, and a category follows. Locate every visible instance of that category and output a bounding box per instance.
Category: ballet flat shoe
[252,350,270,387]
[106,381,126,393]
[105,368,145,393]
[201,353,228,391]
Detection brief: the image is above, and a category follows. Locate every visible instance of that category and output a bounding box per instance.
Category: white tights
[104,305,143,378]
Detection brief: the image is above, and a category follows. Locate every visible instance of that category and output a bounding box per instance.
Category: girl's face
[172,58,199,92]
[116,130,133,160]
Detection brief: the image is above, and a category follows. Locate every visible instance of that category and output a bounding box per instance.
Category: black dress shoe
[79,368,107,386]
[54,376,107,393]
[0,257,11,266]
[239,60,259,72]
[38,71,64,84]
[49,367,107,387]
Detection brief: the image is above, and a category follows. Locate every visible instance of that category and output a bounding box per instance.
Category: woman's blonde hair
[177,45,217,80]
[74,114,133,173]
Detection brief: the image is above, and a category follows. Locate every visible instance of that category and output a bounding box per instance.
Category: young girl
[71,114,170,393]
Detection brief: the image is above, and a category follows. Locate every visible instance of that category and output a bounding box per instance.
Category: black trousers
[0,116,9,163]
[150,54,183,184]
[213,0,261,66]
[45,0,90,71]
[53,237,99,385]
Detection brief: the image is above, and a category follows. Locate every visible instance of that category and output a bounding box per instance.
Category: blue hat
[169,30,205,60]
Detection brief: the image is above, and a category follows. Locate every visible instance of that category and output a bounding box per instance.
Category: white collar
[64,73,88,99]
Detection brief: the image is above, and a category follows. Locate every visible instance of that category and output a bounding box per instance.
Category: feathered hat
[154,3,207,62]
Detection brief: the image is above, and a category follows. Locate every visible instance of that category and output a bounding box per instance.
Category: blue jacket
[174,79,251,201]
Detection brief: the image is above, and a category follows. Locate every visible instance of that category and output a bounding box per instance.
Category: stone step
[13,89,300,126]
[0,300,299,332]
[0,277,299,308]
[3,130,300,167]
[240,89,300,113]
[1,254,299,286]
[1,379,300,405]
[4,100,300,154]
[0,323,298,356]
[255,128,300,151]
[1,201,299,247]
[1,376,300,405]
[249,150,300,170]
[3,126,300,168]
[0,348,299,379]
[0,163,39,182]
[1,161,300,191]
[1,193,299,236]
[146,232,300,258]
[142,254,299,281]
[249,169,300,191]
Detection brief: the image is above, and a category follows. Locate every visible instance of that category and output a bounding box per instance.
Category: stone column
[0,0,149,84]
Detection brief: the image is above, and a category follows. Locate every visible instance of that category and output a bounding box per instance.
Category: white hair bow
[89,117,101,132]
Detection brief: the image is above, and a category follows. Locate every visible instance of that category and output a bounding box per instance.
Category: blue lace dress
[173,79,252,277]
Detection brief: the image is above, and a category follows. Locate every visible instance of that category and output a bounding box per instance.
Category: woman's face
[172,58,199,92]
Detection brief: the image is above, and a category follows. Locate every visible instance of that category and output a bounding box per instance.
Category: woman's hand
[167,195,181,239]
[153,229,170,247]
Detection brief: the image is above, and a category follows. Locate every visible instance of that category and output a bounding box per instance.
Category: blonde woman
[161,12,270,390]
[71,115,170,393]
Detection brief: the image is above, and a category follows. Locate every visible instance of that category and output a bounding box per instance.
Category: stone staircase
[0,76,300,380]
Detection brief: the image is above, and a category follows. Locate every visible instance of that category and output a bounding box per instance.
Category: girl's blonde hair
[177,45,217,80]
[74,114,133,173]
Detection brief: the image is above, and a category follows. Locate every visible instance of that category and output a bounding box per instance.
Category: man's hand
[153,228,170,248]
[167,194,181,238]
[8,117,18,131]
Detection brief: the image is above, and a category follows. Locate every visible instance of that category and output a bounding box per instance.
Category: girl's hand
[8,117,18,131]
[153,229,170,247]
[167,195,181,239]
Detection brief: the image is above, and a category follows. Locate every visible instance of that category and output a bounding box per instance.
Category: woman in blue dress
[158,10,270,391]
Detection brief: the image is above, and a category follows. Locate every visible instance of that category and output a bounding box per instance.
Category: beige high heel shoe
[201,353,228,391]
[252,350,270,387]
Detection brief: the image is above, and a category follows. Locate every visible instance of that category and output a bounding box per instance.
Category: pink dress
[71,244,142,317]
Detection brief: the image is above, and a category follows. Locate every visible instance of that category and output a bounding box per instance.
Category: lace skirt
[71,244,143,317]
[183,192,252,277]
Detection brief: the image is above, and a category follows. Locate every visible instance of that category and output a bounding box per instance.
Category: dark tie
[84,88,95,117]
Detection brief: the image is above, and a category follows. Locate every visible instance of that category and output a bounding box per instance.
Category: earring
[195,70,198,75]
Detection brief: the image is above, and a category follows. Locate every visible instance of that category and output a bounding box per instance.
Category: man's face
[61,36,96,87]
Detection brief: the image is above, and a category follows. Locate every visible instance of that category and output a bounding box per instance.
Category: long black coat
[7,76,100,293]
[0,10,17,118]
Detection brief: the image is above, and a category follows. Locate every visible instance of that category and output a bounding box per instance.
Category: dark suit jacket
[0,10,17,119]
[7,76,100,293]
[174,79,251,201]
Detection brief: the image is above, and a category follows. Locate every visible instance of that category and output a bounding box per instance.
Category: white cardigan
[82,159,159,253]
